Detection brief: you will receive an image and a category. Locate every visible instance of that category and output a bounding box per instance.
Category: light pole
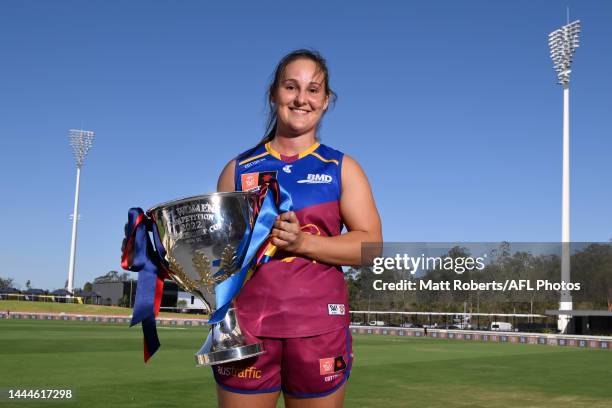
[548,20,580,333]
[67,129,95,295]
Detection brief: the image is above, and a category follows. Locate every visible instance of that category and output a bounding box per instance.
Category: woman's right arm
[217,160,236,192]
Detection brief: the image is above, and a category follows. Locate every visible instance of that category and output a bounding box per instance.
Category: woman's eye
[285,85,295,90]
[309,88,319,94]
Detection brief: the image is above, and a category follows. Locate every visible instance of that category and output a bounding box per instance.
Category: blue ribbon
[122,208,169,362]
[208,181,292,324]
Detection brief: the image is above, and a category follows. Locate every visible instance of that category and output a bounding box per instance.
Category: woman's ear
[323,95,329,111]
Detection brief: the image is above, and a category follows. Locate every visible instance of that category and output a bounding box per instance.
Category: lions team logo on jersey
[328,304,345,315]
[241,171,277,191]
[297,173,333,184]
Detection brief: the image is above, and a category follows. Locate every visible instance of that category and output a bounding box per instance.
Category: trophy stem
[195,307,265,367]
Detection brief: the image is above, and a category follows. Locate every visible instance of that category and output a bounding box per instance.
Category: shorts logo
[324,373,341,383]
[319,358,334,375]
[334,356,347,372]
[328,304,345,315]
[319,355,346,376]
[216,365,262,379]
[282,164,292,173]
[241,171,277,191]
[297,173,332,184]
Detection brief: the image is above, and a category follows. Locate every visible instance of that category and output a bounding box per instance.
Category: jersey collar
[265,141,320,163]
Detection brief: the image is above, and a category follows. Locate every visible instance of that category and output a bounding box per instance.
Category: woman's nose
[294,89,307,106]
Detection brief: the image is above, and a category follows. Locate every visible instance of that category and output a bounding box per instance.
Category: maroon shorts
[213,326,352,398]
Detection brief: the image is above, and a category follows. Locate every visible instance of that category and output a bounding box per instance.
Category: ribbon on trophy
[121,208,171,362]
[121,179,292,361]
[208,179,292,324]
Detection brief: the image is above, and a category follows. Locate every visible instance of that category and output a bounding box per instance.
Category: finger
[274,220,295,231]
[279,211,294,222]
[288,212,299,224]
[274,229,297,242]
[271,236,289,248]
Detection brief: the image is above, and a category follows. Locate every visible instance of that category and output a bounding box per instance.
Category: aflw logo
[297,174,332,184]
[328,304,345,315]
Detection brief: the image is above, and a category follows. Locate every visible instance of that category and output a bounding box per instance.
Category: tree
[83,282,93,292]
[118,294,130,308]
[0,277,14,289]
[94,271,123,283]
[26,280,31,289]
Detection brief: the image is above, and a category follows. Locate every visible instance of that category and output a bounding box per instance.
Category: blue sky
[1,1,610,290]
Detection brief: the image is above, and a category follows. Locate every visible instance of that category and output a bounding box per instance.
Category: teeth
[292,108,308,113]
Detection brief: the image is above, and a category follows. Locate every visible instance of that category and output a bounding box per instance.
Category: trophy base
[195,342,266,367]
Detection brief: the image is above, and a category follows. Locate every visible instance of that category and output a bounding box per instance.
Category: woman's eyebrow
[281,78,322,86]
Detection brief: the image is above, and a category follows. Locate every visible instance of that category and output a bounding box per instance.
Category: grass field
[0,300,206,319]
[1,319,611,408]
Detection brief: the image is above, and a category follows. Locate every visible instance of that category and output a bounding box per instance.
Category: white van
[368,320,385,326]
[490,322,512,331]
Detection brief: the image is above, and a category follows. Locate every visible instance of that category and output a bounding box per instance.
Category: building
[93,281,136,306]
[92,280,182,308]
[546,310,612,335]
[177,290,208,312]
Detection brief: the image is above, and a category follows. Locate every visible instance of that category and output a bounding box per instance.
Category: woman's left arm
[270,155,382,266]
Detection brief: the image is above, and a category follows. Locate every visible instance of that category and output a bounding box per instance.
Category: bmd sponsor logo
[328,304,345,315]
[297,173,332,184]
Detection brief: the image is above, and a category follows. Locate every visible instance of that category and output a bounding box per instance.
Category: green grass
[1,320,611,407]
[0,300,206,319]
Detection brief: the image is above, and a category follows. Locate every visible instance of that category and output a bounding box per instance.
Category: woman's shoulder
[316,142,344,157]
[235,143,267,165]
[313,143,345,166]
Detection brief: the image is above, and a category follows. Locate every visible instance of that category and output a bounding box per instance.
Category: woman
[215,49,382,408]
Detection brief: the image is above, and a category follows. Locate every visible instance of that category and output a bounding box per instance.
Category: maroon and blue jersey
[233,141,349,337]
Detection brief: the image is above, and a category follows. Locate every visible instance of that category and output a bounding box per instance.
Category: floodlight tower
[67,129,95,295]
[548,20,580,333]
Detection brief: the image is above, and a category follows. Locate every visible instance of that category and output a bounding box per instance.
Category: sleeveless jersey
[233,141,349,337]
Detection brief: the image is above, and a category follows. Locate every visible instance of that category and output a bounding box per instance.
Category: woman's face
[273,58,329,137]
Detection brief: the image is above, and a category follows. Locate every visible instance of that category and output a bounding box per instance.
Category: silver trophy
[148,191,265,366]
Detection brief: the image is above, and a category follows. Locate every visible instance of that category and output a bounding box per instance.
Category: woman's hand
[270,211,305,253]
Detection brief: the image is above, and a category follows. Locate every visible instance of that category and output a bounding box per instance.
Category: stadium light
[548,20,580,333]
[67,129,95,295]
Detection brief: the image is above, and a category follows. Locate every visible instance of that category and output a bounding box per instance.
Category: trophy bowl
[148,191,266,366]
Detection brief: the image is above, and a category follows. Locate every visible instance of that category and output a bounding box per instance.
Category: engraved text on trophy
[167,202,223,241]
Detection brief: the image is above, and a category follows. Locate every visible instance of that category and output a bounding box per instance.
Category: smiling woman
[260,49,337,147]
[214,49,382,408]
